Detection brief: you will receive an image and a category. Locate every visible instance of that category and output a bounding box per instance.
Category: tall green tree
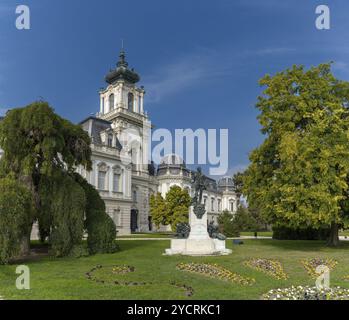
[243,63,349,246]
[150,186,191,230]
[0,101,117,261]
[150,192,168,227]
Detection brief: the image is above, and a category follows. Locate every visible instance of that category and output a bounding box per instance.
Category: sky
[1,0,349,177]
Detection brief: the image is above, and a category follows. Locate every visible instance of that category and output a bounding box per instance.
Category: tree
[150,186,191,230]
[150,192,169,227]
[217,210,240,237]
[75,173,118,255]
[0,101,117,261]
[0,176,33,264]
[243,63,349,246]
[232,171,245,206]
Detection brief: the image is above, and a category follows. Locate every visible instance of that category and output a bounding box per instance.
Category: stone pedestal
[164,207,232,256]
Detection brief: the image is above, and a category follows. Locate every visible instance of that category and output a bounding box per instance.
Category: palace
[76,50,238,235]
[0,50,238,236]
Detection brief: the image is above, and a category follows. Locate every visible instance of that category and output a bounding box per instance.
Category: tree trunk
[327,222,340,247]
[20,235,30,256]
[19,224,33,256]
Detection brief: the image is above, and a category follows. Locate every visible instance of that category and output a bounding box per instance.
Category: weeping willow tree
[0,101,118,262]
[0,176,33,264]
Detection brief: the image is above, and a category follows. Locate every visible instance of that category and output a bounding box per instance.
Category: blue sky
[0,0,349,176]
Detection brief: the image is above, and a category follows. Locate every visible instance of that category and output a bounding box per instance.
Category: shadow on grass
[250,239,349,252]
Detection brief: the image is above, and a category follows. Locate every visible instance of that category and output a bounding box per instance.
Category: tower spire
[117,40,128,68]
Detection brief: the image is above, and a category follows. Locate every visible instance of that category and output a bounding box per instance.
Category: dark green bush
[47,175,86,257]
[74,174,119,255]
[272,225,330,240]
[217,210,240,237]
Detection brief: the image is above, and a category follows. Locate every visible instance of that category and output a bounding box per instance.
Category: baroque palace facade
[0,50,238,236]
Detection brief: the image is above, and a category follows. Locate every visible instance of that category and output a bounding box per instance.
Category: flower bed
[86,264,152,286]
[170,281,194,297]
[263,286,349,300]
[244,258,288,280]
[176,263,255,286]
[112,265,135,274]
[86,265,194,297]
[301,258,338,278]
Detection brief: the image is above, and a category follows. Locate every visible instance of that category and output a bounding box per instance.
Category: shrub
[217,210,240,237]
[74,174,119,255]
[47,175,86,257]
[272,225,330,240]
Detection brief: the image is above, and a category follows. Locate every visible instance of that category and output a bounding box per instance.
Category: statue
[191,167,208,219]
[207,221,226,240]
[175,223,191,239]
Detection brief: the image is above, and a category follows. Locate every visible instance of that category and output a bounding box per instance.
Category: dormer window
[107,134,113,147]
[128,92,134,112]
[109,94,115,111]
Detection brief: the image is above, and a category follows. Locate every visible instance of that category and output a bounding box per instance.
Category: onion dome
[105,49,140,85]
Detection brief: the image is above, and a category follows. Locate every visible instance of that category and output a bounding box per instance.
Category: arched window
[230,201,234,212]
[128,92,134,111]
[109,94,115,111]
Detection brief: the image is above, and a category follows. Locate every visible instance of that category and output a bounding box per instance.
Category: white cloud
[0,108,8,116]
[143,50,231,103]
[332,61,349,72]
[143,46,294,104]
[209,163,248,180]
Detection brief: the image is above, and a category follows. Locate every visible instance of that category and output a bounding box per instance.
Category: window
[218,199,222,212]
[109,94,114,111]
[128,92,134,111]
[113,173,120,192]
[211,199,215,212]
[107,134,113,147]
[98,171,106,190]
[133,190,137,202]
[230,201,234,212]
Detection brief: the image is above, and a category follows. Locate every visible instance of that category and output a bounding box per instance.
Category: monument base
[164,238,232,256]
[164,208,232,256]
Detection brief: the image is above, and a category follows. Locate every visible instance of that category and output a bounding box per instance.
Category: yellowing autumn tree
[243,63,349,246]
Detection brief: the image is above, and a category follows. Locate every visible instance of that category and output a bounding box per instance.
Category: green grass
[117,233,173,239]
[1,239,349,300]
[239,231,273,237]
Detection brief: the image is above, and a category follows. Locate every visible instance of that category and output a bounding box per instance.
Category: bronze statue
[191,167,208,219]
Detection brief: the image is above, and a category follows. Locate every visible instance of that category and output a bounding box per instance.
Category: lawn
[117,233,173,239]
[1,239,349,300]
